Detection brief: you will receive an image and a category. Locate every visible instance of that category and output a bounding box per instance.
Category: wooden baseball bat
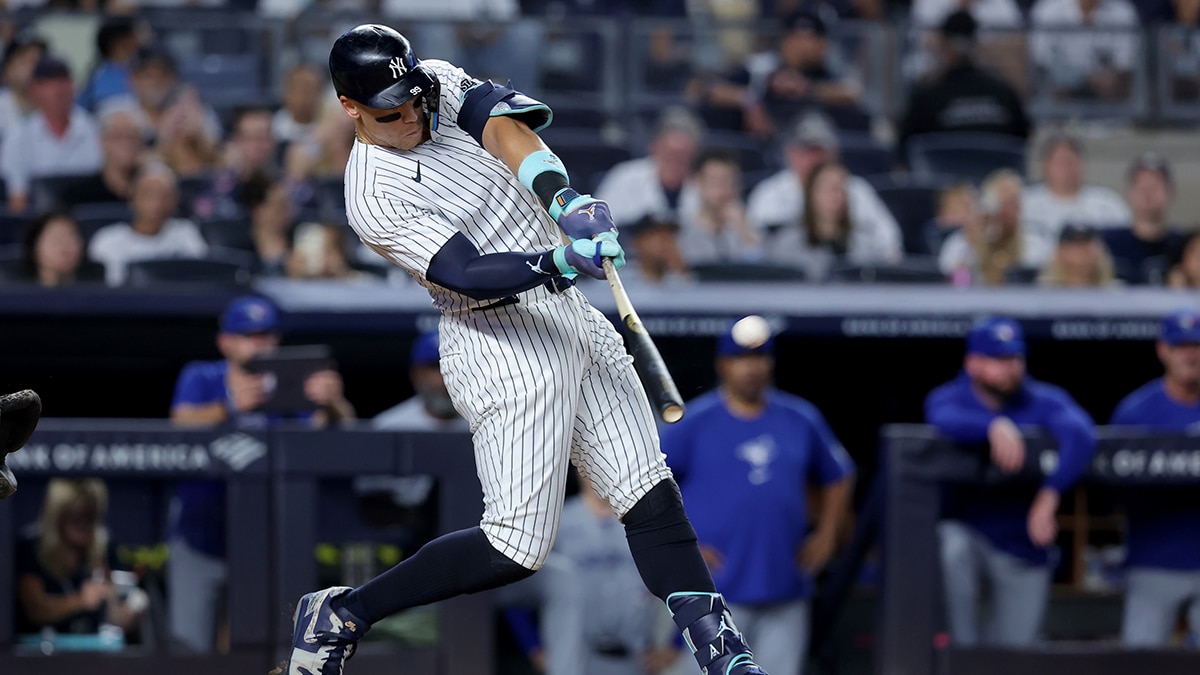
[602,259,685,424]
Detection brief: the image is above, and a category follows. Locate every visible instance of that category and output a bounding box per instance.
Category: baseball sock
[333,526,533,624]
[621,478,716,598]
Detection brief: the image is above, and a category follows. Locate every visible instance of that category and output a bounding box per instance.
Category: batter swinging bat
[602,259,685,424]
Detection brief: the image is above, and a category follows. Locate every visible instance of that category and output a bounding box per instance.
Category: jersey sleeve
[422,59,482,134]
[1041,391,1097,495]
[802,404,855,485]
[171,362,224,409]
[351,192,461,281]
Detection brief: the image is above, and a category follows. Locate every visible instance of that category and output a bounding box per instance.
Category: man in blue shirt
[925,316,1097,646]
[166,295,354,652]
[1110,308,1200,647]
[661,316,855,675]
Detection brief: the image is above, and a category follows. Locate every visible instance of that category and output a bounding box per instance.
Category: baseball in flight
[732,315,771,349]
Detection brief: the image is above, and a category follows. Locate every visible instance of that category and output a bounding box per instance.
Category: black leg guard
[668,592,766,675]
[622,478,716,598]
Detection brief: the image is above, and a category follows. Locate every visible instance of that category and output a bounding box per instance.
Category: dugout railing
[0,421,487,675]
[879,425,1200,675]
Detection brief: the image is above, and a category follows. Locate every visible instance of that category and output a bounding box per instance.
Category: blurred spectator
[939,170,1054,285]
[1110,308,1200,647]
[272,63,324,145]
[1,55,103,212]
[55,109,146,208]
[190,106,278,221]
[925,316,1097,646]
[373,330,467,432]
[88,164,207,285]
[390,0,543,94]
[1038,223,1118,287]
[762,157,902,280]
[621,215,692,286]
[1103,153,1186,285]
[168,296,354,651]
[77,15,141,112]
[748,110,899,255]
[676,147,761,265]
[0,31,46,142]
[286,221,360,280]
[927,182,979,248]
[16,478,146,638]
[910,0,1024,28]
[239,175,295,277]
[99,46,221,146]
[284,95,356,192]
[1030,0,1139,102]
[1159,0,1200,100]
[595,106,702,232]
[500,468,686,675]
[1020,133,1130,237]
[154,85,221,180]
[661,317,855,675]
[1166,231,1200,289]
[772,0,883,21]
[695,11,865,138]
[897,10,1031,165]
[19,209,100,287]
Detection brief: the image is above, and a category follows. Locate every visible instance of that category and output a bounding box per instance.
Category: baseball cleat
[275,586,370,675]
[667,591,769,675]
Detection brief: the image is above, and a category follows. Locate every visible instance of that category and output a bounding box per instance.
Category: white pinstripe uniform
[345,59,672,570]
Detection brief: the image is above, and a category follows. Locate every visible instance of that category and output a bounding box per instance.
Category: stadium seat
[690,262,808,282]
[1004,266,1041,285]
[827,257,947,284]
[705,131,778,176]
[0,208,31,246]
[839,133,896,177]
[72,202,134,242]
[906,132,1028,185]
[124,256,252,287]
[864,174,950,256]
[29,174,84,211]
[199,217,254,252]
[543,136,632,194]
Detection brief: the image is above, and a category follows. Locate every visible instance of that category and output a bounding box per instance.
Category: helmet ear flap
[415,64,440,131]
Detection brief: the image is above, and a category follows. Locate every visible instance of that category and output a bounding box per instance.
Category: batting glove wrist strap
[553,237,625,280]
[517,150,569,199]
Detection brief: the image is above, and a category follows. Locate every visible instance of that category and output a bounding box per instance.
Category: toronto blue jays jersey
[925,373,1097,563]
[661,389,855,605]
[1111,378,1200,571]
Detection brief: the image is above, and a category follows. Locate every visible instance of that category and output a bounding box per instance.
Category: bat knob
[661,404,685,424]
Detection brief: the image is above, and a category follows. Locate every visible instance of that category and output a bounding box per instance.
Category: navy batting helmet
[329,24,440,125]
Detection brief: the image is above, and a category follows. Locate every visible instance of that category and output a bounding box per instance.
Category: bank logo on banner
[210,432,267,472]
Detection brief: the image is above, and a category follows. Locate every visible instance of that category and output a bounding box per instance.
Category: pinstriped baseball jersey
[345,59,563,314]
[341,59,672,569]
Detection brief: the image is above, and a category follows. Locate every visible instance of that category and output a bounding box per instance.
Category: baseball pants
[439,285,672,570]
[1122,567,1200,647]
[938,519,1051,646]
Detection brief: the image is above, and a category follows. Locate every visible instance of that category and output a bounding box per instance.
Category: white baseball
[731,315,771,348]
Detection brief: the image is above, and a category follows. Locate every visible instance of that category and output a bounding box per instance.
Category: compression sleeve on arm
[426,232,562,301]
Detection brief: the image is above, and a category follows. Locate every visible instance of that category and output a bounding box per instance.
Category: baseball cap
[783,10,827,37]
[1127,151,1173,186]
[32,55,70,82]
[410,330,440,367]
[220,296,279,335]
[966,316,1025,358]
[787,110,839,150]
[1058,222,1098,244]
[1161,308,1200,346]
[716,317,776,357]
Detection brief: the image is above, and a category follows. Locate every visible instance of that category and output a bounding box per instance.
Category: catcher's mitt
[0,389,42,499]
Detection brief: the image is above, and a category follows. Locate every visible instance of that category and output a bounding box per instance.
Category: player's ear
[338,95,361,120]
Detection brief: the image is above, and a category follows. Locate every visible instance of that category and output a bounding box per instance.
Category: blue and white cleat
[668,591,768,675]
[275,586,370,675]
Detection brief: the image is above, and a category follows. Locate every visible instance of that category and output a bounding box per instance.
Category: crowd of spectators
[0,3,1191,291]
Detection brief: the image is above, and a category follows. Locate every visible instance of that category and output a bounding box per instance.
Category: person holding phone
[166,295,354,652]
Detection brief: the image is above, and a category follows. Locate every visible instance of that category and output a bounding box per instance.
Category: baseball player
[1109,308,1200,647]
[924,316,1096,646]
[274,24,767,675]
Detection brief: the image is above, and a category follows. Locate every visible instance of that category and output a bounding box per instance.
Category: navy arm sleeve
[426,232,563,301]
[1043,399,1097,494]
[923,385,996,443]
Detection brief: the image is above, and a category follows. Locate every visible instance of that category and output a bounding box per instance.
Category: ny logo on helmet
[388,56,406,80]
